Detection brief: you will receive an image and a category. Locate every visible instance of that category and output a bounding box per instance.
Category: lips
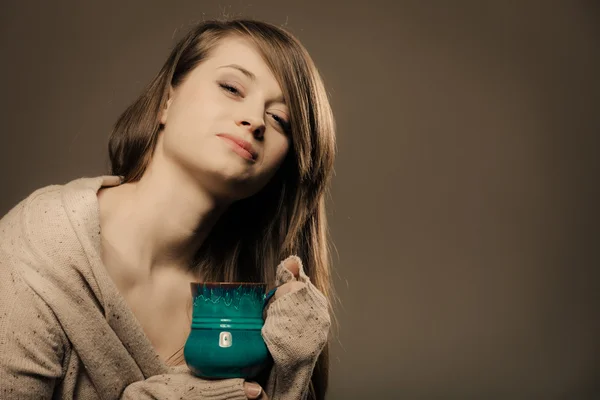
[216,133,258,161]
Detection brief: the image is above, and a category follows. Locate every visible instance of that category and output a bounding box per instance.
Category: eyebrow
[218,64,257,81]
[218,63,286,106]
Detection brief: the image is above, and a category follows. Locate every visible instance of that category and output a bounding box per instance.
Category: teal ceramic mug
[184,282,277,379]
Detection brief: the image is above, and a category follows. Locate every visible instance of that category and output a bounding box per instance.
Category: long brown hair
[108,19,336,399]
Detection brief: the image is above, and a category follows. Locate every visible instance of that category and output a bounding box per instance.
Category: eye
[268,112,291,133]
[219,83,242,97]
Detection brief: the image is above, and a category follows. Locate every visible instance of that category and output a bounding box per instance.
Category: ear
[159,86,174,125]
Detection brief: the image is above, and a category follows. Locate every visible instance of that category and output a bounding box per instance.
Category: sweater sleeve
[121,367,247,399]
[0,259,67,399]
[261,256,332,399]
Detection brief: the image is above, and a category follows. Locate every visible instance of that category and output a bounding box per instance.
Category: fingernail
[246,383,262,397]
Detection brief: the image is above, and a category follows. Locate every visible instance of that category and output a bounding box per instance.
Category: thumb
[243,382,263,399]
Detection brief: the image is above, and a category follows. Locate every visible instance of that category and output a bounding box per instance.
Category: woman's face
[159,36,291,201]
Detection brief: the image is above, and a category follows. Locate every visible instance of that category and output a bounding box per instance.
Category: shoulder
[1,175,119,235]
[0,182,65,263]
[2,175,116,226]
[0,175,119,271]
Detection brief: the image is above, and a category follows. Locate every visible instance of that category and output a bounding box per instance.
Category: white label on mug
[219,331,232,348]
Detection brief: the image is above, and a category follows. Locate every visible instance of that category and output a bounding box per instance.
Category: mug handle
[263,287,278,311]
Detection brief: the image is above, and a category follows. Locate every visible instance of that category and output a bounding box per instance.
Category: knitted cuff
[122,368,247,400]
[262,281,331,365]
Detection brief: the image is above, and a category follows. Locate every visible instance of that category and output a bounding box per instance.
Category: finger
[102,175,123,186]
[243,382,264,399]
[281,255,301,279]
[275,261,296,286]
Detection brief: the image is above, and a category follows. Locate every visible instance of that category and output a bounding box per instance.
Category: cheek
[170,86,225,132]
[267,136,291,169]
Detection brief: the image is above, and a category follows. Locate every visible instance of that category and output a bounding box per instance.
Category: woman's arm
[261,257,332,399]
[0,261,66,399]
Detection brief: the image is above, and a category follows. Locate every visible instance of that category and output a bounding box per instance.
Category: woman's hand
[262,255,331,363]
[260,255,331,397]
[243,381,268,399]
[241,258,311,400]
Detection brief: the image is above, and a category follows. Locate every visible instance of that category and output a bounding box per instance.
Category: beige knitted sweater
[0,176,330,399]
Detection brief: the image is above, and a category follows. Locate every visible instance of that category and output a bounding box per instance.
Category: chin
[187,166,260,201]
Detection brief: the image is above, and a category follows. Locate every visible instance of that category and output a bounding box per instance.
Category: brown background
[1,1,598,398]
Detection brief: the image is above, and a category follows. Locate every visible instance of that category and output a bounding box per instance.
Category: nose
[238,116,265,140]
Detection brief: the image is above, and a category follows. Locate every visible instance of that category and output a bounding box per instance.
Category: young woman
[0,19,336,400]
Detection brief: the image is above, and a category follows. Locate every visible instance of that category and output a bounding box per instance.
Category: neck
[98,158,229,278]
